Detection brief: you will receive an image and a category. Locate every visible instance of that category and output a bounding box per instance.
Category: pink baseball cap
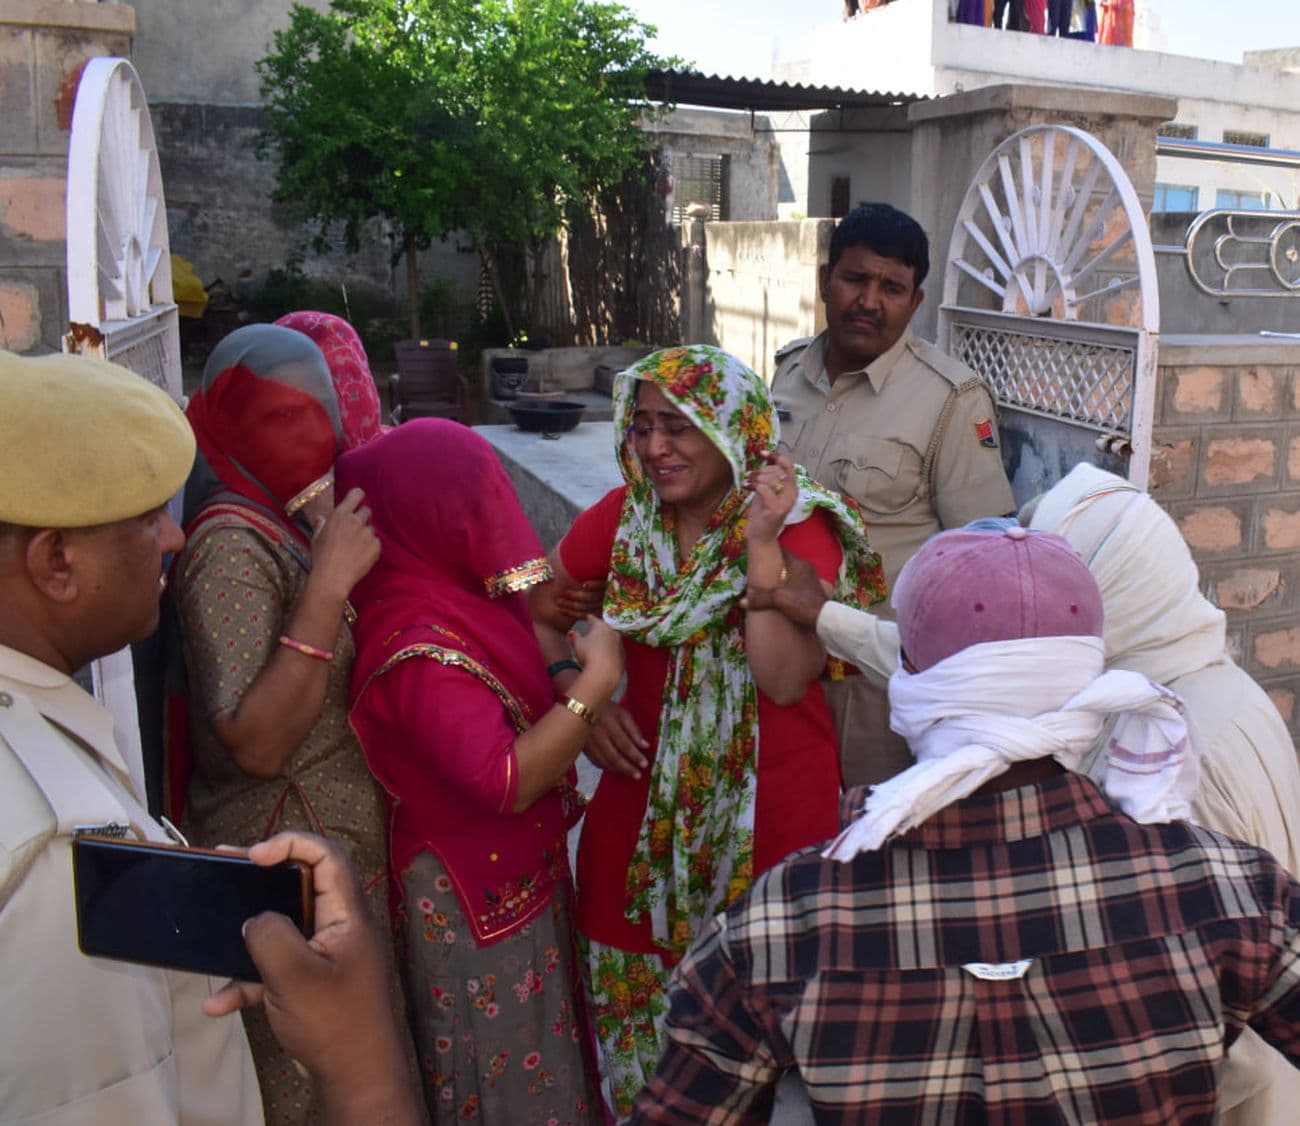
[892,527,1103,671]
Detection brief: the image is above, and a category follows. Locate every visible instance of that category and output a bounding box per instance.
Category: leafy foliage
[256,0,673,333]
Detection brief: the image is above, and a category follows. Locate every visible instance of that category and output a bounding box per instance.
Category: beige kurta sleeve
[816,601,901,680]
[930,381,1016,528]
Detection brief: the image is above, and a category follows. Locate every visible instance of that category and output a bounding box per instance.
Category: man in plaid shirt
[632,527,1300,1124]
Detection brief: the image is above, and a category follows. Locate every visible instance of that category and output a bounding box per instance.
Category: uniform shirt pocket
[830,436,924,517]
[776,415,807,460]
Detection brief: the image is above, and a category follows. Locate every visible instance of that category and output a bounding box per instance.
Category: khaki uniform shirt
[771,328,1015,614]
[0,643,262,1125]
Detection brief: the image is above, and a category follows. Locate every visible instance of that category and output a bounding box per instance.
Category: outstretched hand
[204,831,420,1124]
[741,550,828,630]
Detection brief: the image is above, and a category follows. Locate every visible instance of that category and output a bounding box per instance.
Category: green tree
[257,0,672,339]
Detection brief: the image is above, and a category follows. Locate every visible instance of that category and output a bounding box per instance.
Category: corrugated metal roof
[643,68,922,113]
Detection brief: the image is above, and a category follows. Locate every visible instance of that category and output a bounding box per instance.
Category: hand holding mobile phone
[73,836,314,982]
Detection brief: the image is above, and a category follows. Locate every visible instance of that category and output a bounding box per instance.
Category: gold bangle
[776,563,789,588]
[562,694,598,727]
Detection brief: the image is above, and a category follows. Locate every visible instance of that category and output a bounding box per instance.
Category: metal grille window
[670,154,728,225]
[1158,122,1198,141]
[1223,129,1270,148]
[1153,183,1198,212]
[950,318,1137,434]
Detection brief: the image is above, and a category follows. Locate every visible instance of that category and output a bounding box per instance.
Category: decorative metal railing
[1153,137,1300,300]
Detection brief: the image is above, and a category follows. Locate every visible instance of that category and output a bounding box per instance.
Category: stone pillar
[906,83,1177,341]
[0,0,134,354]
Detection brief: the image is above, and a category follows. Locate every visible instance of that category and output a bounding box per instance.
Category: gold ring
[772,479,786,495]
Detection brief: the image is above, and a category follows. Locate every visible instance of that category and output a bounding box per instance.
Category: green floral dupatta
[606,346,885,956]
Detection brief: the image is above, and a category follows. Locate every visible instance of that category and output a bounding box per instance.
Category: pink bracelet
[278,635,334,662]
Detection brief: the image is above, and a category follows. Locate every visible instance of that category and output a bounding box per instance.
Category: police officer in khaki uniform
[0,350,264,1124]
[771,202,1014,787]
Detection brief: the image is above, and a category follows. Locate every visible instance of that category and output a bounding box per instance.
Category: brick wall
[1150,336,1300,739]
[0,0,134,354]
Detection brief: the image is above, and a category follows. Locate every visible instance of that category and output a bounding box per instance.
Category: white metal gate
[937,124,1159,505]
[64,57,181,805]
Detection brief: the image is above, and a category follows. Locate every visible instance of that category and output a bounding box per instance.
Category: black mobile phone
[72,835,313,982]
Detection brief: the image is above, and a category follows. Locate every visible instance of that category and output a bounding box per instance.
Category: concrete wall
[129,0,323,106]
[659,107,781,222]
[695,85,1177,374]
[1150,337,1300,738]
[0,0,134,354]
[684,218,832,382]
[766,109,815,221]
[805,105,913,220]
[128,0,483,320]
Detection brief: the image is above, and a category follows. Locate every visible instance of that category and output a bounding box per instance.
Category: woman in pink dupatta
[276,310,386,448]
[339,419,623,1125]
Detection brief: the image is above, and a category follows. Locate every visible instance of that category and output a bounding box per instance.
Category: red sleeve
[359,656,519,814]
[558,486,627,584]
[778,507,843,585]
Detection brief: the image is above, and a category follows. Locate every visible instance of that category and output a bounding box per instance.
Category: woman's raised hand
[310,487,381,598]
[745,452,797,546]
[565,615,646,779]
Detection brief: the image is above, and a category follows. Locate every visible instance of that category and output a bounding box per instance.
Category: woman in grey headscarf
[175,323,410,1125]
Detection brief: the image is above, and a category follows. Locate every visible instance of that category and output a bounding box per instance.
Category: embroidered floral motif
[404,857,596,1122]
[477,846,568,935]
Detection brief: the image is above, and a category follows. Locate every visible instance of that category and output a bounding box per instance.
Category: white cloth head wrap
[1026,463,1226,685]
[824,634,1198,861]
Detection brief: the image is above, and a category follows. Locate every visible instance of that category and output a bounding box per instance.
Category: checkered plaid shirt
[631,774,1300,1124]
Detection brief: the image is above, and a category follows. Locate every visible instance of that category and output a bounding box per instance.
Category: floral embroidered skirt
[400,850,602,1125]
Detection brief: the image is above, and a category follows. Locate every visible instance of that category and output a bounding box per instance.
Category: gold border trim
[485,557,552,599]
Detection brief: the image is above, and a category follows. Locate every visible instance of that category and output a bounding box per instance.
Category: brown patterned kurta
[175,517,408,1126]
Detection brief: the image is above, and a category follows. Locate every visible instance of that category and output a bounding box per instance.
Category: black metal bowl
[508,401,586,434]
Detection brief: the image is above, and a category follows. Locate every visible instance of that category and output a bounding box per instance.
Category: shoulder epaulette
[774,336,814,363]
[908,336,988,391]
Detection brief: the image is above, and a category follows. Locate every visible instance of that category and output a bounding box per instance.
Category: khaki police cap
[0,350,195,527]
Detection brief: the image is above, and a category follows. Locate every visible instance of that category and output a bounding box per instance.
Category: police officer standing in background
[771,202,1015,786]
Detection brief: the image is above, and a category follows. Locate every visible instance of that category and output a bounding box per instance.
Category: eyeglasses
[626,419,699,441]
